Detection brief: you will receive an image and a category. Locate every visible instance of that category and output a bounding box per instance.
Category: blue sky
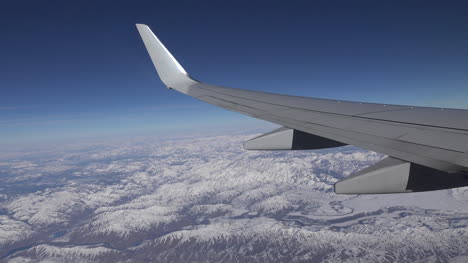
[1,0,468,146]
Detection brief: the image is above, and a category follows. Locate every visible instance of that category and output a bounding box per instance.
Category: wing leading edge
[136,24,468,194]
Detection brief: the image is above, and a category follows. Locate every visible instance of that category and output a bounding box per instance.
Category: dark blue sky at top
[1,0,468,146]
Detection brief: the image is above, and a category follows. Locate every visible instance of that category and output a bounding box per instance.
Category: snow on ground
[1,132,467,262]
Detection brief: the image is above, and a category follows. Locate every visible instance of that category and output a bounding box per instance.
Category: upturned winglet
[136,24,196,89]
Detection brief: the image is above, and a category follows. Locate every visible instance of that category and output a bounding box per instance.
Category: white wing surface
[136,24,468,194]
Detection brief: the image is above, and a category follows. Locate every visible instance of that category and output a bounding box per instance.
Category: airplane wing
[136,24,468,194]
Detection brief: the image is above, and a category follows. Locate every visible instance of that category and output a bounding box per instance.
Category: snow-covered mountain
[1,132,468,262]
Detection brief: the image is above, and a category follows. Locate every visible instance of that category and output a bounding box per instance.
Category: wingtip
[135,23,149,29]
[135,22,196,89]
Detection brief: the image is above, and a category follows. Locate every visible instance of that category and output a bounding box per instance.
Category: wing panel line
[194,84,468,134]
